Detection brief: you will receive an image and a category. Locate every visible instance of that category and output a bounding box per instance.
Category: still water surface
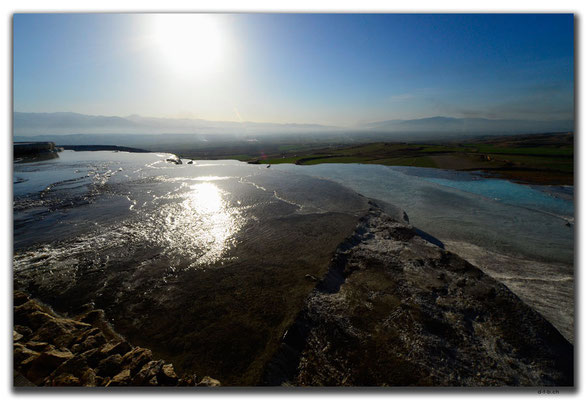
[273,163,574,265]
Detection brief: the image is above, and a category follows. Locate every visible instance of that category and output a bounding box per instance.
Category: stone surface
[79,309,106,325]
[123,347,153,375]
[159,364,179,385]
[71,327,101,347]
[106,369,131,386]
[80,368,97,386]
[48,353,88,379]
[32,318,91,348]
[26,349,74,384]
[14,344,40,367]
[132,360,164,386]
[47,373,80,386]
[14,325,33,339]
[25,341,50,351]
[14,291,30,306]
[72,332,107,354]
[14,301,50,329]
[28,311,56,330]
[198,376,221,387]
[13,291,218,387]
[78,348,103,368]
[96,354,123,377]
[100,340,132,357]
[262,206,574,386]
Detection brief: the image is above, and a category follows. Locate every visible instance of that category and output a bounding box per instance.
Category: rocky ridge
[13,291,220,387]
[262,203,574,386]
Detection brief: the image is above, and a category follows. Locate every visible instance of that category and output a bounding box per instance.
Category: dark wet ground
[13,152,369,384]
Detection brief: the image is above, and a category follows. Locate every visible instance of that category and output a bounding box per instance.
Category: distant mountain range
[13,112,573,136]
[13,112,339,135]
[362,116,574,134]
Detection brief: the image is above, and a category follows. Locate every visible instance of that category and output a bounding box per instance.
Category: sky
[13,13,574,127]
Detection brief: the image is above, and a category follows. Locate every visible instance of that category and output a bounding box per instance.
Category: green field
[244,133,574,185]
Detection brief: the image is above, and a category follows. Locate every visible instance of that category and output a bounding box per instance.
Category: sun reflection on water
[13,181,246,278]
[158,182,244,267]
[187,182,224,213]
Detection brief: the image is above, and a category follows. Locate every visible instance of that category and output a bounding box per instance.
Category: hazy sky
[13,13,574,126]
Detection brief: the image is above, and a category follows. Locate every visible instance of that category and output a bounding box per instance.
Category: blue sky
[13,13,574,126]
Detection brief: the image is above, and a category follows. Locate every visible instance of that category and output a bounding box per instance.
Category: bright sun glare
[149,14,226,76]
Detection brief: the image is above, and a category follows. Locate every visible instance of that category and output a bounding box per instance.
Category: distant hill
[363,116,574,134]
[13,112,339,135]
[13,112,574,152]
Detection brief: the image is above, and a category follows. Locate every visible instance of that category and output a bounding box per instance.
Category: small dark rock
[80,309,106,325]
[96,353,123,377]
[14,300,50,328]
[132,360,164,386]
[80,368,97,386]
[197,376,221,387]
[123,347,153,375]
[28,311,56,330]
[14,291,31,307]
[25,341,50,351]
[178,374,197,386]
[73,332,107,353]
[32,318,91,348]
[47,373,81,386]
[26,348,74,384]
[79,348,104,368]
[14,344,40,367]
[49,354,89,379]
[106,369,131,386]
[72,327,101,346]
[158,363,179,385]
[14,325,33,339]
[100,340,132,357]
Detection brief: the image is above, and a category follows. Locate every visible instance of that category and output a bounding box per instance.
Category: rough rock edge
[13,291,220,387]
[262,201,574,386]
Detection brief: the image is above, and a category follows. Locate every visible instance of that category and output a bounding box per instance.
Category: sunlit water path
[14,151,363,270]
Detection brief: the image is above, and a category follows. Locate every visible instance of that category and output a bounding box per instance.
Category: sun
[149,14,227,76]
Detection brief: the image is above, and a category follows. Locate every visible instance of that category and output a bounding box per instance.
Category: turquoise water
[412,174,572,218]
[272,163,574,265]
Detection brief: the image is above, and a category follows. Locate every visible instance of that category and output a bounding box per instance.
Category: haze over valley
[15,111,573,137]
